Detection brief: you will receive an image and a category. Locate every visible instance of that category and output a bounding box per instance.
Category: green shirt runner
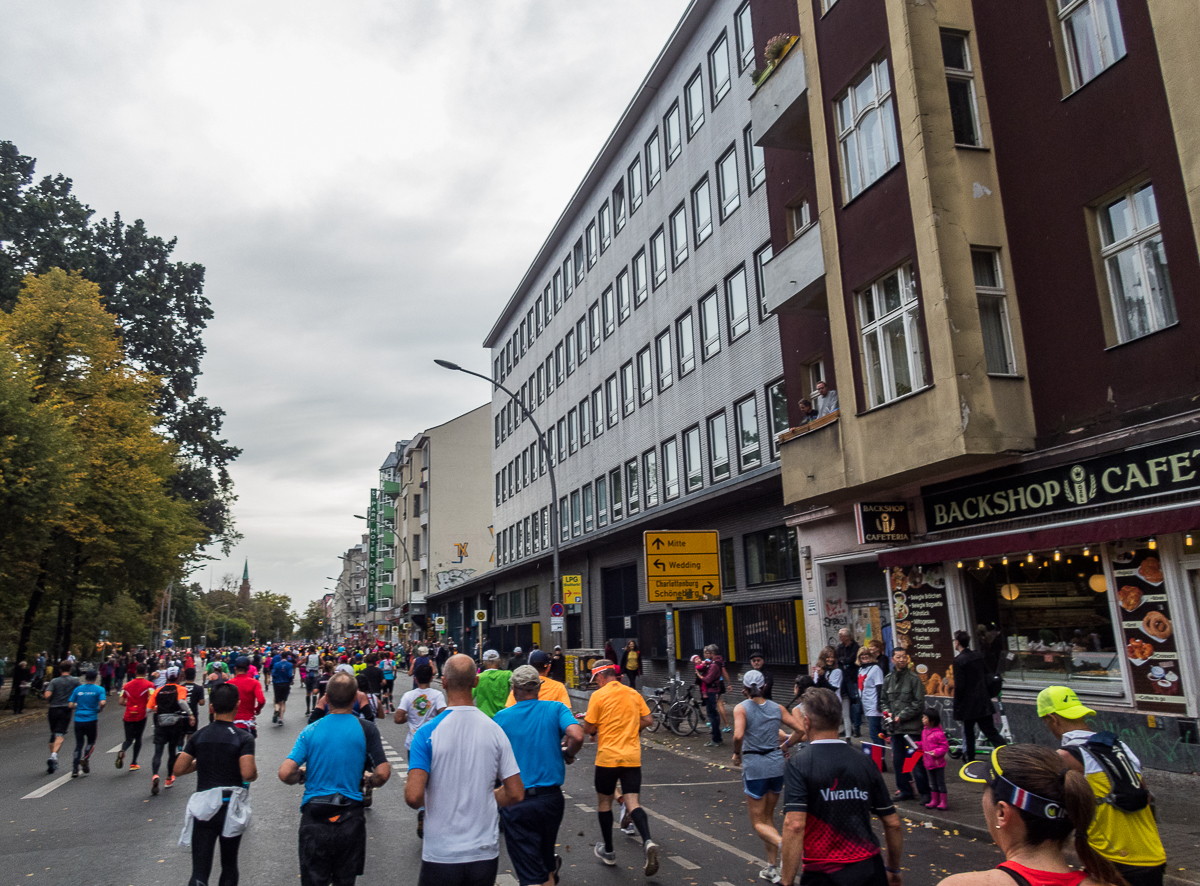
[473,668,512,718]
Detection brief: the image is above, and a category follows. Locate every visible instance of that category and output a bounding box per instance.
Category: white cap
[742,669,766,690]
[335,664,355,675]
[482,649,500,661]
[166,666,180,679]
[417,646,429,656]
[513,647,523,654]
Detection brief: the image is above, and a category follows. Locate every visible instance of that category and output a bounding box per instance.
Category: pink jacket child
[917,715,950,810]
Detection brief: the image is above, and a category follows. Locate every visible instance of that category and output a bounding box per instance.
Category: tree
[296,600,327,642]
[0,141,240,551]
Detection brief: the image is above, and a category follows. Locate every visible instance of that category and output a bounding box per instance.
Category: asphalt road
[0,696,1002,886]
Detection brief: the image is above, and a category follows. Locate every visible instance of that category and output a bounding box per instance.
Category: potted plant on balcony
[753,33,798,87]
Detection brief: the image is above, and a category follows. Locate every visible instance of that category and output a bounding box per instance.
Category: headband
[960,748,1068,821]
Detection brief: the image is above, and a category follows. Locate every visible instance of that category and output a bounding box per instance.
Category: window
[568,408,579,454]
[858,265,928,407]
[662,438,680,500]
[718,538,737,591]
[726,266,751,340]
[564,329,576,375]
[664,102,682,166]
[556,417,567,462]
[564,257,574,300]
[971,249,1016,374]
[496,591,508,620]
[583,484,594,532]
[645,131,662,191]
[522,448,530,486]
[692,178,713,245]
[735,396,761,469]
[643,449,658,507]
[745,124,765,190]
[586,221,598,268]
[591,388,604,438]
[573,239,585,285]
[744,526,801,585]
[602,285,616,335]
[613,180,626,232]
[1099,183,1175,343]
[677,310,696,376]
[754,241,774,319]
[685,69,705,136]
[684,425,703,492]
[570,491,581,537]
[596,475,608,526]
[838,60,900,201]
[625,458,640,514]
[637,346,654,404]
[519,319,527,356]
[735,1,754,71]
[583,305,597,352]
[495,471,501,506]
[767,379,788,457]
[655,330,673,391]
[716,147,741,220]
[941,32,981,147]
[580,397,591,446]
[628,156,643,213]
[610,468,623,520]
[789,202,812,241]
[621,361,635,415]
[559,496,569,542]
[530,515,537,553]
[1059,0,1126,90]
[709,34,731,105]
[700,291,721,358]
[576,317,587,364]
[605,375,619,426]
[553,269,563,310]
[599,201,612,252]
[651,228,668,287]
[555,341,564,384]
[541,506,549,548]
[543,285,552,323]
[544,354,554,395]
[669,206,688,267]
[539,438,546,476]
[633,250,649,304]
[708,411,730,482]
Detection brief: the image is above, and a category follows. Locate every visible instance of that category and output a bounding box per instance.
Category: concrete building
[429,0,811,684]
[331,537,367,640]
[750,0,1200,770]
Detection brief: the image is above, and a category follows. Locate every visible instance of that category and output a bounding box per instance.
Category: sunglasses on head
[960,748,1068,821]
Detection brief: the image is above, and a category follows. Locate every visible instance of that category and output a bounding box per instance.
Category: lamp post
[433,358,562,648]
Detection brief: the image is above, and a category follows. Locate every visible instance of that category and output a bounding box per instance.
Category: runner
[494,665,584,886]
[272,652,295,726]
[228,657,266,737]
[395,662,447,839]
[305,646,321,715]
[581,659,659,876]
[732,669,806,884]
[473,650,511,717]
[43,661,79,774]
[379,652,396,715]
[182,666,206,739]
[117,663,155,771]
[175,682,256,886]
[503,649,571,708]
[405,654,524,886]
[148,667,195,795]
[361,654,385,717]
[780,687,904,886]
[67,670,106,778]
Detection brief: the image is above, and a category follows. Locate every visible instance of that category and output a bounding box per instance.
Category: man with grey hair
[473,649,510,718]
[494,666,584,886]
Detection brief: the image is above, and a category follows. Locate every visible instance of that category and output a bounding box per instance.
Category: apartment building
[331,536,367,640]
[751,0,1200,770]
[428,0,813,683]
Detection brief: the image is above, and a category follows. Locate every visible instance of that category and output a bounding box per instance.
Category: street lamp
[434,358,561,645]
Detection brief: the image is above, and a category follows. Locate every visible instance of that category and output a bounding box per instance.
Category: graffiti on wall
[823,594,850,645]
[452,542,469,564]
[437,568,476,590]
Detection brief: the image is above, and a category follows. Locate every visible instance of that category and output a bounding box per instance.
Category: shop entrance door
[602,563,639,648]
[845,562,892,655]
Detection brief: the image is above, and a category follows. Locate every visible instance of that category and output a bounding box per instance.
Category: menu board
[890,564,955,697]
[1113,548,1184,712]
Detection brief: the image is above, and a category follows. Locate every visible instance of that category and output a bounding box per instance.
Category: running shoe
[759,865,782,884]
[71,768,79,778]
[81,757,90,774]
[621,821,638,836]
[722,726,732,733]
[164,776,176,789]
[272,711,279,724]
[151,774,160,795]
[47,758,56,774]
[704,740,723,747]
[129,763,141,771]
[115,749,125,769]
[643,840,660,876]
[594,843,616,866]
[554,854,563,885]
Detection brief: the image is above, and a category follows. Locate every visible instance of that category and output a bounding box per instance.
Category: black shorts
[273,683,291,703]
[594,765,641,796]
[305,674,317,692]
[417,858,499,886]
[1115,864,1165,886]
[499,789,564,886]
[48,707,72,737]
[298,805,366,882]
[800,854,887,886]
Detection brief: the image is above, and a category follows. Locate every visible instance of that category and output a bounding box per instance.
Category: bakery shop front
[876,431,1200,773]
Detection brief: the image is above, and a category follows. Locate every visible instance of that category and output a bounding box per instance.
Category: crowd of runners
[28,639,1170,886]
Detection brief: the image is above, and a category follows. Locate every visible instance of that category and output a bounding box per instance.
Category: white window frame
[664,102,682,166]
[942,31,981,147]
[700,291,721,359]
[857,264,928,408]
[651,228,668,287]
[588,302,601,351]
[643,449,659,508]
[568,408,579,454]
[602,284,616,335]
[656,330,673,391]
[726,265,751,341]
[621,361,635,416]
[633,251,648,305]
[685,69,705,137]
[717,146,740,220]
[1058,0,1127,91]
[677,310,696,377]
[837,59,901,201]
[766,378,787,458]
[735,395,761,470]
[670,206,689,268]
[745,124,765,191]
[735,1,754,72]
[591,387,604,438]
[573,239,585,286]
[684,425,703,492]
[613,181,626,232]
[605,374,619,427]
[637,346,654,405]
[646,130,662,191]
[707,411,730,483]
[1098,182,1176,343]
[971,248,1017,375]
[755,241,774,320]
[662,437,680,500]
[709,33,731,106]
[599,200,612,252]
[625,458,640,514]
[628,156,644,213]
[692,177,713,245]
[586,221,598,268]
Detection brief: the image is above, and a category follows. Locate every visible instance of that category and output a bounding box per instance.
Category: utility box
[564,648,604,690]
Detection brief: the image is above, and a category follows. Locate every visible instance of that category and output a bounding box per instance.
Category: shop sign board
[1112,547,1184,711]
[562,575,582,605]
[855,502,912,544]
[923,431,1200,531]
[644,530,722,602]
[889,564,955,697]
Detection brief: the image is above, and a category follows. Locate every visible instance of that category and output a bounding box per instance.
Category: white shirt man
[815,381,839,417]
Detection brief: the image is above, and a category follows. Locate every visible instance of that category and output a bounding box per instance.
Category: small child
[918,707,949,809]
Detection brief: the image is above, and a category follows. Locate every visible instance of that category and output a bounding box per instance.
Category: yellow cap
[1036,685,1096,720]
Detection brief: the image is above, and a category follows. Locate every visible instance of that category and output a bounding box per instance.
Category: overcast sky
[0,0,690,611]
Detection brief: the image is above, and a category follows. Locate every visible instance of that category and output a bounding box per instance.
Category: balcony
[419,509,429,527]
[763,221,825,314]
[779,410,847,505]
[751,42,811,151]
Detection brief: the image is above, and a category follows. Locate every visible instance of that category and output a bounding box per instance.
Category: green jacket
[473,667,512,718]
[880,667,925,735]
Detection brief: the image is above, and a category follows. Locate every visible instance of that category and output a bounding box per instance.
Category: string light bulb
[1054,550,1061,561]
[1149,537,1157,550]
[1187,534,1194,547]
[1083,547,1090,556]
[1002,555,1008,565]
[1027,553,1034,563]
[957,560,963,568]
[978,559,985,569]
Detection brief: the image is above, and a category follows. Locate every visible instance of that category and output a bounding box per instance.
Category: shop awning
[877,504,1200,568]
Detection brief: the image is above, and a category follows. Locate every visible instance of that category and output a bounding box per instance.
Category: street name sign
[643,530,722,602]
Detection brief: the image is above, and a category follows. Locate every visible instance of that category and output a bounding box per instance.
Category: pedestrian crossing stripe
[670,857,701,870]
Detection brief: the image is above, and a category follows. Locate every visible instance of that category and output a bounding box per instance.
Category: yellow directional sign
[644,531,722,602]
[562,575,582,605]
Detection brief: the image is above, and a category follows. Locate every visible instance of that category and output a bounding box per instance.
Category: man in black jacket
[835,629,861,738]
[951,630,1007,760]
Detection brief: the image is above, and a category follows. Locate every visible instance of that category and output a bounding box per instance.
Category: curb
[0,710,44,731]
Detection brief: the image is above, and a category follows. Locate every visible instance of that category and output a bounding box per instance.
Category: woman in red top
[939,745,1123,886]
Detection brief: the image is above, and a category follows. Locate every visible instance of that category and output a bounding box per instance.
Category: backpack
[154,684,189,728]
[1065,731,1150,812]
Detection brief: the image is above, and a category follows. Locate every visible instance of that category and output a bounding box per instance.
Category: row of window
[494,586,539,620]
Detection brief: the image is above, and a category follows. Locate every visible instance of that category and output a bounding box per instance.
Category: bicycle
[664,680,706,736]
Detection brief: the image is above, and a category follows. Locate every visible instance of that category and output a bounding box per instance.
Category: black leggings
[625,673,638,690]
[190,804,242,886]
[961,716,1006,760]
[153,729,184,776]
[73,721,97,768]
[122,718,147,762]
[417,858,499,886]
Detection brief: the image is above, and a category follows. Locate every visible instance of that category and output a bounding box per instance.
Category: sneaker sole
[644,842,659,876]
[594,846,616,866]
[115,751,124,769]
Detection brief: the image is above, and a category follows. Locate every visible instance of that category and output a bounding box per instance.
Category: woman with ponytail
[937,744,1125,886]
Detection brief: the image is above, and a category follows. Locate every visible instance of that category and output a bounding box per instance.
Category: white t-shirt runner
[398,686,447,749]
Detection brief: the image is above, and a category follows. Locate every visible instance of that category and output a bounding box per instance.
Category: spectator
[696,645,726,747]
[550,646,566,683]
[836,629,862,738]
[748,651,774,700]
[857,647,886,769]
[508,646,527,671]
[952,631,1006,760]
[619,641,642,690]
[918,707,949,810]
[797,399,816,425]
[870,638,890,675]
[815,380,839,417]
[9,660,30,714]
[434,643,450,676]
[880,648,927,802]
[812,646,838,694]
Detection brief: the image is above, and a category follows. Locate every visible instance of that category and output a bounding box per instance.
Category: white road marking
[670,857,701,870]
[575,803,595,813]
[106,744,122,754]
[496,875,519,886]
[642,807,765,867]
[717,881,739,886]
[22,772,74,799]
[562,792,572,799]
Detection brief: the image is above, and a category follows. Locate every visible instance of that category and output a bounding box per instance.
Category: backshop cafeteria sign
[924,432,1200,531]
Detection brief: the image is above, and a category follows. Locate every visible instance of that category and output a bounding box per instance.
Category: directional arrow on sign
[654,559,666,571]
[702,581,714,593]
[652,537,665,549]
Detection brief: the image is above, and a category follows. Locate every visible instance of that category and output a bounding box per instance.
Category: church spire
[239,558,251,603]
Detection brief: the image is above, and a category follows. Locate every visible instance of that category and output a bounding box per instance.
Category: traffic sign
[434,616,446,630]
[562,575,582,605]
[643,530,722,602]
[550,602,565,617]
[474,610,487,622]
